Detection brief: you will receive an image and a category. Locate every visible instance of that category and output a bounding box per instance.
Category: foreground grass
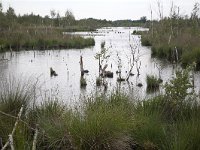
[0,71,200,149]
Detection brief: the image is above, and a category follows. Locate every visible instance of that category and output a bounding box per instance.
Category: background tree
[191,2,200,19]
[191,3,200,31]
[55,12,61,27]
[0,1,2,13]
[64,10,75,27]
[50,9,56,26]
[140,16,147,23]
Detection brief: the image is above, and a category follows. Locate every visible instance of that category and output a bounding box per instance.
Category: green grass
[133,30,148,35]
[141,36,152,46]
[141,17,200,69]
[28,100,74,149]
[70,93,134,149]
[96,77,102,86]
[146,75,161,92]
[0,78,35,149]
[0,74,200,149]
[80,77,87,88]
[0,27,95,52]
[133,95,200,150]
[181,48,200,70]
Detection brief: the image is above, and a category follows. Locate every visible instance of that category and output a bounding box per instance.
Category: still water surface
[0,27,200,105]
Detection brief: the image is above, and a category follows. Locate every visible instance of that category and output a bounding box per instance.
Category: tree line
[0,2,147,32]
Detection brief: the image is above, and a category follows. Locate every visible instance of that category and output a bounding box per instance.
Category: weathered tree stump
[50,67,58,76]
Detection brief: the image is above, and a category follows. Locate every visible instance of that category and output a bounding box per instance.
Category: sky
[1,0,198,20]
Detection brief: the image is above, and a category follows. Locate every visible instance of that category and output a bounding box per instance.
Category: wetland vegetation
[0,68,200,150]
[141,2,200,70]
[0,1,200,150]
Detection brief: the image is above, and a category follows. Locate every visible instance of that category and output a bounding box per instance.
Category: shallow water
[0,27,200,105]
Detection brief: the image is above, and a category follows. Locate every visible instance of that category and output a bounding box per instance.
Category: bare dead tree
[152,59,163,80]
[157,0,164,21]
[150,5,154,38]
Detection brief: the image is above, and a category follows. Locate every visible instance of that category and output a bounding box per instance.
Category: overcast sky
[1,0,198,20]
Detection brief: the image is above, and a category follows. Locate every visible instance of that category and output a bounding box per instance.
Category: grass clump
[80,77,87,88]
[29,100,74,149]
[181,48,200,70]
[96,77,102,86]
[146,75,161,92]
[0,78,35,149]
[141,36,152,46]
[101,41,105,49]
[71,93,134,150]
[133,30,148,35]
[28,93,135,150]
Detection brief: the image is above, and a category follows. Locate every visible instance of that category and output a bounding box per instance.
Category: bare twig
[8,135,14,150]
[32,124,39,150]
[1,105,24,150]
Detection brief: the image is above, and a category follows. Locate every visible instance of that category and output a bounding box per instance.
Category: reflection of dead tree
[126,44,136,81]
[116,52,124,81]
[136,59,141,77]
[80,56,89,77]
[0,54,10,63]
[126,37,141,81]
[153,58,163,82]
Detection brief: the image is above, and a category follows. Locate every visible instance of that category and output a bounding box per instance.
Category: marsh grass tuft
[80,77,87,88]
[146,75,161,92]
